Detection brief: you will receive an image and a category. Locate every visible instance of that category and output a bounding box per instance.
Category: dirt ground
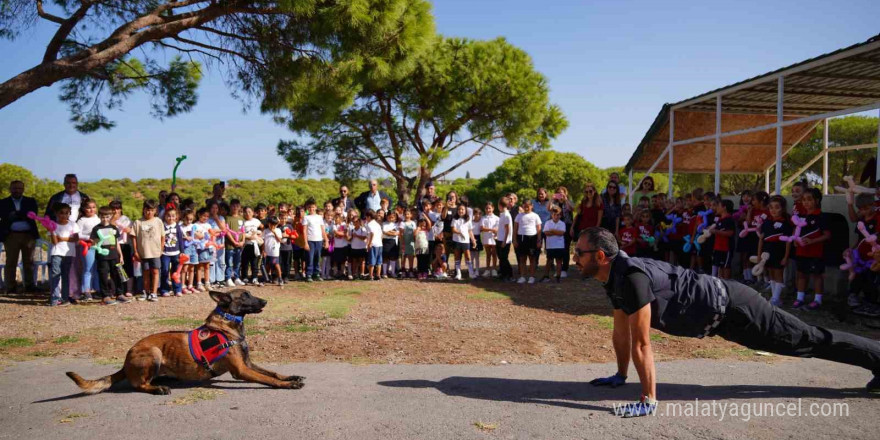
[1,272,878,366]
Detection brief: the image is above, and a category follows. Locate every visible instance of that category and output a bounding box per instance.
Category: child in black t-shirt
[755,195,792,307]
[91,206,128,305]
[710,199,736,280]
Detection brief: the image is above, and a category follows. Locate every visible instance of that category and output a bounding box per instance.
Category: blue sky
[0,0,877,182]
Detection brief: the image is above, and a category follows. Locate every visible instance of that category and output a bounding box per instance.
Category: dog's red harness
[187,326,239,376]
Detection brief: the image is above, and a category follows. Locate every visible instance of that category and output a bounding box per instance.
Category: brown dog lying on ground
[66,289,304,395]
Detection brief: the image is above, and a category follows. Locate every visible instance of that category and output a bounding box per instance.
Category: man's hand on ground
[588,372,626,388]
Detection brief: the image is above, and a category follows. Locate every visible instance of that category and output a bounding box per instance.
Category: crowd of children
[615,181,879,317]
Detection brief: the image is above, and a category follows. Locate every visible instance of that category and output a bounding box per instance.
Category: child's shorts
[141,257,161,271]
[713,250,732,268]
[546,248,567,261]
[515,235,539,258]
[265,256,279,266]
[796,256,825,274]
[198,249,214,263]
[368,246,383,266]
[333,246,350,264]
[184,247,199,265]
[350,247,367,259]
[453,241,470,252]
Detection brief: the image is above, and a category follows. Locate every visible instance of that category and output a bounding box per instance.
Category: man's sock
[796,291,806,301]
[814,293,823,304]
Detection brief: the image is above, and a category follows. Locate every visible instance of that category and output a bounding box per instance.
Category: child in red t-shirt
[710,199,736,279]
[617,213,638,256]
[741,191,769,285]
[793,188,831,310]
[635,210,655,259]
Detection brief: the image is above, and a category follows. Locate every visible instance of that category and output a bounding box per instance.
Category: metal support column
[822,118,829,194]
[715,95,722,194]
[775,76,784,195]
[668,110,675,197]
[628,169,634,207]
[765,168,770,193]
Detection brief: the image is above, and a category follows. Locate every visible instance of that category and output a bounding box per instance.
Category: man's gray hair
[578,227,619,259]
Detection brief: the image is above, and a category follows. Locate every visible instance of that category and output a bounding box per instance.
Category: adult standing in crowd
[551,186,574,278]
[571,182,603,240]
[44,174,89,223]
[506,192,519,214]
[0,181,39,293]
[632,175,656,203]
[532,188,553,227]
[416,181,439,208]
[205,182,226,206]
[602,172,627,198]
[355,180,393,215]
[332,185,356,212]
[601,180,623,232]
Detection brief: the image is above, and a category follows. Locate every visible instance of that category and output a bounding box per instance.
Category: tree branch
[43,1,95,63]
[35,0,64,24]
[431,141,490,181]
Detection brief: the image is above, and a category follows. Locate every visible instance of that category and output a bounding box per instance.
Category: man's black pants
[714,281,880,375]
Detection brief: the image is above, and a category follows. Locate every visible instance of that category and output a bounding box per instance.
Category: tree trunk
[0,61,75,110]
[395,175,412,207]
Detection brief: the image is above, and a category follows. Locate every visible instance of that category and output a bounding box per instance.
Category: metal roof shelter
[624,33,880,202]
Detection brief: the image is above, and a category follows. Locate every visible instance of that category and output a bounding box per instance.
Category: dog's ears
[209,290,231,305]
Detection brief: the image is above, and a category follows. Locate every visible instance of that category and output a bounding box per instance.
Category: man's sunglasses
[573,248,600,258]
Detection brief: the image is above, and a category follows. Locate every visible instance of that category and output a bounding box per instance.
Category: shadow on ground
[378,376,875,411]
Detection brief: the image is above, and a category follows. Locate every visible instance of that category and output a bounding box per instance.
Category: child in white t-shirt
[471,208,483,278]
[366,210,384,281]
[262,216,283,285]
[76,199,101,300]
[381,211,400,278]
[332,213,350,279]
[302,201,328,281]
[49,203,81,306]
[450,204,476,281]
[480,203,499,277]
[513,200,542,284]
[542,207,567,283]
[350,216,369,279]
[242,206,264,286]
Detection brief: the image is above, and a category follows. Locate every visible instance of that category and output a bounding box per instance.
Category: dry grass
[165,389,224,406]
[473,421,498,432]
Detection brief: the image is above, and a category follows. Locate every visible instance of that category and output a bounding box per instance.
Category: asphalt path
[1,357,877,439]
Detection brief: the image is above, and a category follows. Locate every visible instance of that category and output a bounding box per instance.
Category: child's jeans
[97,258,122,297]
[50,255,73,303]
[280,249,292,280]
[225,247,242,281]
[212,248,226,283]
[80,247,99,294]
[307,241,322,277]
[160,255,182,294]
[242,244,260,280]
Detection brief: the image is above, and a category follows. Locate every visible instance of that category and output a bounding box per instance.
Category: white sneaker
[454,269,462,281]
[491,270,498,277]
[517,277,526,284]
[471,271,479,279]
[482,269,491,277]
[234,278,245,286]
[560,271,568,278]
[528,277,535,284]
[226,279,235,288]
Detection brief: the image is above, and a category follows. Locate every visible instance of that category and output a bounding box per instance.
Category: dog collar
[214,307,244,324]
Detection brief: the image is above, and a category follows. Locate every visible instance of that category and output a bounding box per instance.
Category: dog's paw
[283,375,305,383]
[153,386,171,395]
[282,380,304,390]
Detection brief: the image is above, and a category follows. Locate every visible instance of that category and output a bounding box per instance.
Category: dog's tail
[65,369,126,395]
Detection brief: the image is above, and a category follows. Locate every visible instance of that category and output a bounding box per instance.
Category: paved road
[0,357,877,439]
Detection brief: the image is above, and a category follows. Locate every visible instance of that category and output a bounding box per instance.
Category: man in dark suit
[0,180,40,293]
[331,185,356,212]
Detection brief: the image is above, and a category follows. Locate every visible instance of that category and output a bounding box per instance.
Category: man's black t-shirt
[605,272,654,315]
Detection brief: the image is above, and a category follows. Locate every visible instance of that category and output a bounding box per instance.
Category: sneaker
[436,272,448,280]
[160,292,171,297]
[279,279,286,286]
[137,292,148,301]
[854,303,880,318]
[560,271,567,279]
[124,292,133,298]
[867,376,880,393]
[226,279,235,288]
[542,277,553,283]
[806,301,821,311]
[83,294,94,302]
[528,277,535,284]
[491,270,498,277]
[306,276,313,283]
[175,292,183,297]
[770,298,783,307]
[102,297,117,305]
[147,293,158,302]
[347,275,354,280]
[482,270,492,277]
[235,279,245,286]
[53,300,70,307]
[116,295,131,304]
[313,275,323,282]
[848,294,862,308]
[197,283,207,292]
[454,269,462,281]
[251,278,260,286]
[517,277,526,284]
[792,300,805,309]
[69,298,79,305]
